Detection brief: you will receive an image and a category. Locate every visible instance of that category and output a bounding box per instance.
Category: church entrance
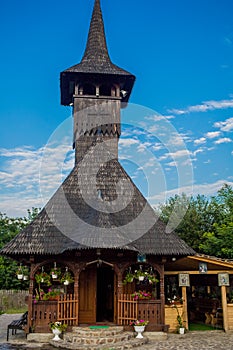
[79,265,115,324]
[96,266,114,322]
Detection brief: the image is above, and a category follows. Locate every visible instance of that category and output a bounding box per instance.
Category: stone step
[63,330,132,345]
[71,326,124,337]
[50,334,149,350]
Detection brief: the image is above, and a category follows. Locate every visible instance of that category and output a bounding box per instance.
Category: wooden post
[181,286,188,330]
[221,285,228,331]
[159,264,165,325]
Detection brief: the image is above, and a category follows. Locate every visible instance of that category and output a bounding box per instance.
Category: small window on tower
[83,83,95,95]
[99,84,112,96]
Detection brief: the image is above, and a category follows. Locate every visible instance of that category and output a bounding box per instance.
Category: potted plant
[49,321,67,341]
[50,263,61,280]
[173,304,185,334]
[22,266,29,280]
[135,269,146,281]
[131,290,152,300]
[123,271,135,285]
[16,265,23,280]
[35,270,51,286]
[146,273,158,284]
[61,267,74,285]
[129,319,149,338]
[43,288,61,301]
[167,295,183,305]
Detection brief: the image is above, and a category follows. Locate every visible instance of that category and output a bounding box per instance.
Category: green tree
[0,208,39,289]
[158,184,233,257]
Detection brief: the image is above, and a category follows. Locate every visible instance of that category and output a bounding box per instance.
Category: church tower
[60,0,135,163]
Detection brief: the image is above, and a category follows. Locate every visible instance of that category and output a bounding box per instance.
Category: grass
[5,306,28,314]
[189,323,221,331]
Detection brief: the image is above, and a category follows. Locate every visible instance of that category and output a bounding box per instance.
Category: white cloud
[0,142,74,217]
[214,137,232,144]
[214,117,233,132]
[118,138,139,147]
[194,137,206,145]
[149,180,233,205]
[205,131,221,139]
[169,99,233,115]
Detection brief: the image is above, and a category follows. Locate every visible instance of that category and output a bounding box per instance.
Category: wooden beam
[165,271,233,275]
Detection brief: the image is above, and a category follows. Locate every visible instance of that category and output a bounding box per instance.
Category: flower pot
[138,276,144,281]
[52,328,62,341]
[17,274,23,280]
[179,327,185,334]
[23,275,29,281]
[134,325,145,338]
[63,280,69,285]
[52,274,58,279]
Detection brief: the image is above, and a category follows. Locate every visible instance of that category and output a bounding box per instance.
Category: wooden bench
[7,311,28,341]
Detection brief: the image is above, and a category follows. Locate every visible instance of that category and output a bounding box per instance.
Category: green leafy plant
[34,288,61,302]
[123,271,135,285]
[61,271,74,285]
[35,271,51,286]
[49,321,67,332]
[173,304,185,329]
[50,267,61,280]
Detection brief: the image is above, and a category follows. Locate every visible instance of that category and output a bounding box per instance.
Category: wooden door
[79,267,96,324]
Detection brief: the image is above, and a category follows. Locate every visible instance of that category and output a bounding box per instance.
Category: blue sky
[0,0,233,217]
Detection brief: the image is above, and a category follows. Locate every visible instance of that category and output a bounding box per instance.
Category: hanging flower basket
[123,272,135,285]
[50,267,61,280]
[60,270,74,285]
[35,271,51,286]
[16,265,23,280]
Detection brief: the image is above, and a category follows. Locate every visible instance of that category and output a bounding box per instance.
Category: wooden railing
[32,294,78,332]
[32,300,58,332]
[58,294,78,325]
[117,294,166,331]
[117,293,137,325]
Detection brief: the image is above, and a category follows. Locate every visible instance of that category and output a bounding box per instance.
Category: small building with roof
[4,0,233,337]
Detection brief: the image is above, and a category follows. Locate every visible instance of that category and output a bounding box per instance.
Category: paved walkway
[1,314,233,349]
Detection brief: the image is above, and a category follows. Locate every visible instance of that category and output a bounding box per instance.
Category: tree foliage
[159,184,233,258]
[0,208,39,290]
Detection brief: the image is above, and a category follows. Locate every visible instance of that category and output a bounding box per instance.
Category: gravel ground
[1,314,233,350]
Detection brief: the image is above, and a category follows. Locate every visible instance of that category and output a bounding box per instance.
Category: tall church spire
[81,0,110,66]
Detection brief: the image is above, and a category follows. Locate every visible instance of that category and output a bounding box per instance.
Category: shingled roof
[1,140,195,257]
[60,0,135,105]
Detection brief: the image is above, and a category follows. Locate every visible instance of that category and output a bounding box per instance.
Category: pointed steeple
[81,0,110,66]
[60,0,135,105]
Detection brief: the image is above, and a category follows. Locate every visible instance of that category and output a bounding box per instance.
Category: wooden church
[1,0,195,334]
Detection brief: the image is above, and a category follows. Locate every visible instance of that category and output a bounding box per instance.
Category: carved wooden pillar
[159,263,165,325]
[74,271,79,326]
[114,264,123,324]
[27,260,35,333]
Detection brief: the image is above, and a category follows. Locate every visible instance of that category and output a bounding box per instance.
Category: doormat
[89,326,109,329]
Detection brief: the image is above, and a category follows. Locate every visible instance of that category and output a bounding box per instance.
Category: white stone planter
[134,325,145,338]
[179,327,185,334]
[52,328,62,341]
